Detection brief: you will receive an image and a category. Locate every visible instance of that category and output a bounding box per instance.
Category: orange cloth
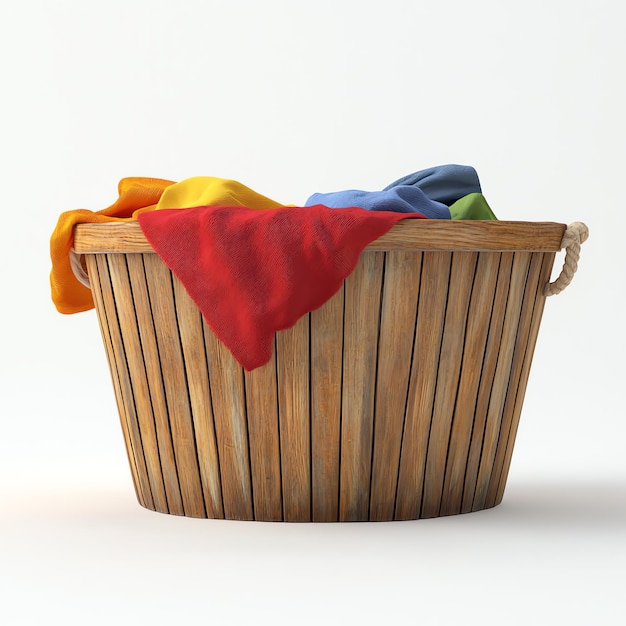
[50,177,175,314]
[50,176,286,314]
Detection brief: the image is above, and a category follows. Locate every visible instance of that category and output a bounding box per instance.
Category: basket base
[130,488,506,521]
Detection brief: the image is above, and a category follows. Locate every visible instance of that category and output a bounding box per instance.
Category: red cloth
[138,205,425,370]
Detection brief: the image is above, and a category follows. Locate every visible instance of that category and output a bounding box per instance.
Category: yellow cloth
[50,176,284,314]
[156,176,283,211]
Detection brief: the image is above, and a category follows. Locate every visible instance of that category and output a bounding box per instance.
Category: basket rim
[73,219,566,254]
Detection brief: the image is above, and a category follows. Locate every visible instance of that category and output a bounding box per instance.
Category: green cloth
[449,193,497,220]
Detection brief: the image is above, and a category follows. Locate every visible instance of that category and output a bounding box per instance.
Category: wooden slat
[172,276,224,519]
[368,221,565,252]
[74,220,566,254]
[91,254,154,510]
[276,314,311,522]
[369,251,422,521]
[142,254,206,518]
[244,348,283,522]
[106,255,169,513]
[494,251,556,504]
[483,252,544,508]
[461,253,514,513]
[395,252,451,520]
[438,252,501,517]
[421,252,478,518]
[472,252,532,512]
[310,286,344,522]
[339,251,384,521]
[85,254,143,507]
[125,254,184,516]
[203,323,254,520]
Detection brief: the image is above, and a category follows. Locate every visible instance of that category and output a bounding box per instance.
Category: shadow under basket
[73,220,586,522]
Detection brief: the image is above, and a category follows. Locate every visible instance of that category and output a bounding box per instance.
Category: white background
[1,1,624,624]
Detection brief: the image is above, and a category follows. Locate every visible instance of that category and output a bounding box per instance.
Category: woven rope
[69,249,91,288]
[544,222,589,296]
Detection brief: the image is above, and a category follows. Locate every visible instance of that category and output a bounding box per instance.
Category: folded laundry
[138,204,427,370]
[383,164,482,206]
[305,187,447,218]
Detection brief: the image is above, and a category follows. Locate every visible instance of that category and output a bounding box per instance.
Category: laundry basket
[73,219,587,521]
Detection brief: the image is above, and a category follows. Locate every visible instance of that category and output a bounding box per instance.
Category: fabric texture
[305,186,449,218]
[448,193,497,220]
[156,176,283,211]
[50,169,497,371]
[138,205,426,371]
[383,164,482,205]
[50,176,283,313]
[50,177,175,314]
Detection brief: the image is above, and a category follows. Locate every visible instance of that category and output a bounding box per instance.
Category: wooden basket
[73,220,581,521]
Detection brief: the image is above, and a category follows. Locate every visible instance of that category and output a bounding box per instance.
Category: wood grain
[84,254,144,508]
[74,220,566,254]
[172,275,224,519]
[142,254,206,518]
[125,254,184,515]
[395,252,452,520]
[369,251,422,521]
[420,251,478,519]
[310,286,344,522]
[493,251,556,505]
[276,314,311,522]
[244,347,283,522]
[482,252,544,509]
[438,252,501,517]
[106,254,170,514]
[203,325,254,520]
[340,251,384,521]
[89,254,154,510]
[472,252,532,512]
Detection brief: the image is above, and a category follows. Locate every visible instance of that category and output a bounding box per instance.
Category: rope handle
[69,249,91,288]
[544,222,589,296]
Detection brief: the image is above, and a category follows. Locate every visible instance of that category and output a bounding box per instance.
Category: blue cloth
[383,164,482,206]
[305,186,450,218]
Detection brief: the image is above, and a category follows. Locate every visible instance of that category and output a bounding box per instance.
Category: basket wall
[84,248,556,521]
